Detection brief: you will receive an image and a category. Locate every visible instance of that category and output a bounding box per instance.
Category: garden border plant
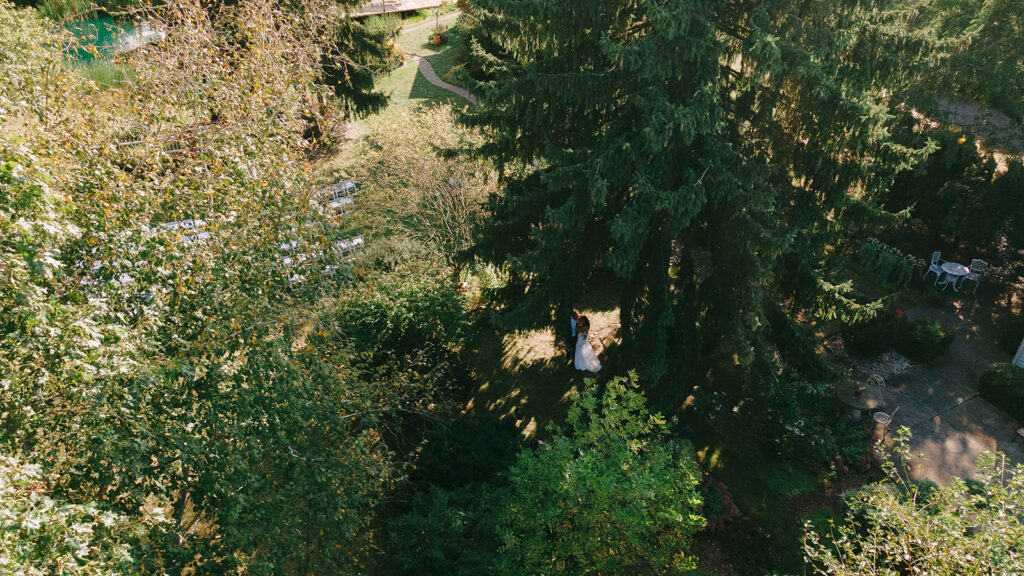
[895,316,954,362]
[977,362,1024,421]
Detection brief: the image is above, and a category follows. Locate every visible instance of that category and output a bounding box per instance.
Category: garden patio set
[923,251,987,294]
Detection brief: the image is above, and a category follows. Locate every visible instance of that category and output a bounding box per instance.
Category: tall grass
[37,0,136,21]
[69,58,132,88]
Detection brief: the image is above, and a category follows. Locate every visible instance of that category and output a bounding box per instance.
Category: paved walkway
[399,12,476,104]
[880,299,1024,483]
[407,54,476,104]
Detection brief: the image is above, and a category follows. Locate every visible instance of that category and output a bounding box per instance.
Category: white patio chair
[961,258,988,294]
[922,250,945,284]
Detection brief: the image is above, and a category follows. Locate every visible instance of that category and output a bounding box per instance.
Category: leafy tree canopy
[497,374,705,575]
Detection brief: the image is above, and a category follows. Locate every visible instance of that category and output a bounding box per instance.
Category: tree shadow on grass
[407,64,469,106]
[462,321,578,439]
[462,319,624,440]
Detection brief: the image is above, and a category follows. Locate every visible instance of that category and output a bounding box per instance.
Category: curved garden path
[406,54,477,104]
[400,12,476,104]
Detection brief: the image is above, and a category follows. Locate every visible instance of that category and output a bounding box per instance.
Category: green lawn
[357,12,470,133]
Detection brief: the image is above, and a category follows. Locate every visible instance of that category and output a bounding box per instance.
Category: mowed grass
[355,12,470,134]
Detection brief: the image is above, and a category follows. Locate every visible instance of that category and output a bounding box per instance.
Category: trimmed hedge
[978,363,1024,421]
[895,317,954,362]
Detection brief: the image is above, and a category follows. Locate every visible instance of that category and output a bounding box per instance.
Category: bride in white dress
[574,316,602,372]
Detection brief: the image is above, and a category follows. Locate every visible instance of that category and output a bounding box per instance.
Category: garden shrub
[895,317,954,362]
[978,363,1024,420]
[998,317,1024,356]
[757,381,872,472]
[332,271,468,361]
[385,483,505,576]
[700,476,740,532]
[843,307,907,356]
[409,413,521,489]
[858,239,919,287]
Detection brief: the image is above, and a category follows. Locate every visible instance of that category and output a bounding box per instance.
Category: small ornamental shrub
[700,476,740,532]
[998,318,1024,356]
[895,317,954,362]
[978,363,1024,420]
[843,307,907,356]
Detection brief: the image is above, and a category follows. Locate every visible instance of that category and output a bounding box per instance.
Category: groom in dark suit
[565,309,580,362]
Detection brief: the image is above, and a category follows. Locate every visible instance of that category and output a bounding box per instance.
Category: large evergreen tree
[461,0,952,397]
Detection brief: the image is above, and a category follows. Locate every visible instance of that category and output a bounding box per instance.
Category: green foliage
[496,374,704,575]
[842,307,908,356]
[461,0,946,396]
[700,476,739,532]
[811,279,885,326]
[895,317,954,362]
[857,239,921,288]
[331,270,468,364]
[0,454,160,574]
[386,483,506,576]
[0,0,458,572]
[978,363,1024,420]
[323,14,402,121]
[68,58,131,87]
[998,315,1024,356]
[409,413,521,488]
[804,429,1024,575]
[993,160,1024,251]
[36,0,93,21]
[351,105,494,281]
[934,0,1024,121]
[755,381,872,473]
[885,126,1006,246]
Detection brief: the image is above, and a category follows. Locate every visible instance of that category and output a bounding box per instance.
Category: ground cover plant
[804,430,1024,576]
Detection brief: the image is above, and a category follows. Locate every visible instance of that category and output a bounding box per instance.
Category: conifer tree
[461,0,952,396]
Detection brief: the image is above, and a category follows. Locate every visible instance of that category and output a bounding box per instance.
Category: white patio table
[941,261,970,292]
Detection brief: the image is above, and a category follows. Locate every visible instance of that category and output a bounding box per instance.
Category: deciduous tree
[497,374,704,575]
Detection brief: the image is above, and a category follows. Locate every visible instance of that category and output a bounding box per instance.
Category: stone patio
[879,299,1024,483]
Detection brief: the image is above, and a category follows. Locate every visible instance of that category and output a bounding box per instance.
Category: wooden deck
[351,0,450,17]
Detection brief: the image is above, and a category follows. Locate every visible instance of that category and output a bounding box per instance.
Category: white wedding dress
[574,332,602,372]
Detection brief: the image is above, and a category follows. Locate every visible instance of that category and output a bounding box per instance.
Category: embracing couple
[566,310,601,373]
